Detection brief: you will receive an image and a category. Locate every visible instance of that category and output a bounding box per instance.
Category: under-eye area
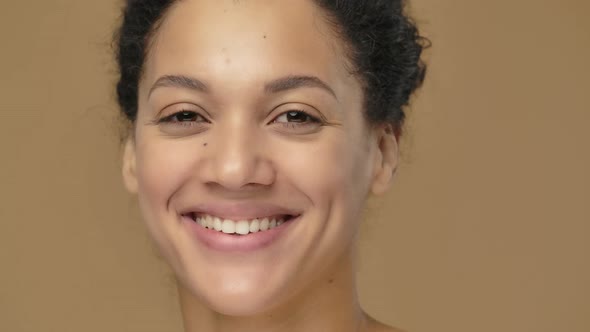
[183,213,300,235]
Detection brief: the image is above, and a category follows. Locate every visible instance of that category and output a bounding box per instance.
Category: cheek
[134,138,197,223]
[275,130,371,217]
[271,130,372,281]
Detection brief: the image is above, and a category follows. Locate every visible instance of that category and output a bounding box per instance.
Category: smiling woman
[114,0,427,331]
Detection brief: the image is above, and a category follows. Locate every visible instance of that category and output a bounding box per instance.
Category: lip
[181,214,300,252]
[178,201,302,252]
[178,201,301,221]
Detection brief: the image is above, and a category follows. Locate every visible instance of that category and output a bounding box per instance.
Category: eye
[159,110,207,123]
[154,108,210,136]
[272,110,321,125]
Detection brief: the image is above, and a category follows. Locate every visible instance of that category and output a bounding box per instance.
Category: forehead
[142,0,353,94]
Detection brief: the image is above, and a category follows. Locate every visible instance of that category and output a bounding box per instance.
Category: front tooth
[260,218,270,231]
[269,219,277,229]
[206,215,214,229]
[250,219,260,233]
[236,220,250,235]
[213,217,223,231]
[222,219,236,234]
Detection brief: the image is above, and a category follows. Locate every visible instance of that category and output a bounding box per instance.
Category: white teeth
[193,214,290,234]
[222,219,236,234]
[213,217,223,231]
[260,218,270,231]
[249,219,260,233]
[236,220,250,235]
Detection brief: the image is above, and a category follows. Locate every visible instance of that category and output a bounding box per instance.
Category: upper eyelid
[158,102,210,118]
[272,110,321,123]
[157,110,209,124]
[164,111,200,118]
[271,103,326,122]
[161,109,319,123]
[157,102,326,121]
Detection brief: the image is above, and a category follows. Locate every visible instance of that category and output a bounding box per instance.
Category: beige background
[1,0,588,331]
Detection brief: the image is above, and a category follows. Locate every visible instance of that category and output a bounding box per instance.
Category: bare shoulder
[364,315,406,332]
[369,322,405,332]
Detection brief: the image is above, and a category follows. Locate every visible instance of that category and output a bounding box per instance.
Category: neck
[177,249,370,332]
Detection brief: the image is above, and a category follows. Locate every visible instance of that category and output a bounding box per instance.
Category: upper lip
[179,201,302,221]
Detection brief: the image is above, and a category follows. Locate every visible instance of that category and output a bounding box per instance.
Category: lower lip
[181,215,300,252]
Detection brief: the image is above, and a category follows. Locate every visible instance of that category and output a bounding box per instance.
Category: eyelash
[157,109,322,129]
[271,110,322,128]
[157,110,207,127]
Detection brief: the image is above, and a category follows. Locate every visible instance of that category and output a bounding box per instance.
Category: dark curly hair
[115,0,428,135]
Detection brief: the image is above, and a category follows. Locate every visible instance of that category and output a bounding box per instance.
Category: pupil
[287,111,306,122]
[178,112,195,121]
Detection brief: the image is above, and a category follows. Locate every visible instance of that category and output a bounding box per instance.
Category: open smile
[181,213,301,251]
[184,213,299,235]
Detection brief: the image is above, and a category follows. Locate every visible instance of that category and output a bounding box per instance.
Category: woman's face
[123,0,397,316]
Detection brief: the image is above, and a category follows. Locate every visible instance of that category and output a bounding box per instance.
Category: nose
[201,116,275,191]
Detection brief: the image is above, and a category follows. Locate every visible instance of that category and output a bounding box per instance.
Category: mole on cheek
[203,143,208,147]
[221,48,230,64]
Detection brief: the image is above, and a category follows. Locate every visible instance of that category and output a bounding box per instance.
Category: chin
[179,273,290,317]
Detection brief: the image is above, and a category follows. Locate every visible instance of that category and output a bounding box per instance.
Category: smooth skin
[122,0,401,331]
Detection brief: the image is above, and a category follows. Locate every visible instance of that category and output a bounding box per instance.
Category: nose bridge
[208,112,273,189]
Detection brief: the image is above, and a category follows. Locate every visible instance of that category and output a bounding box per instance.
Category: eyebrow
[264,75,337,99]
[148,74,337,99]
[148,75,208,98]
